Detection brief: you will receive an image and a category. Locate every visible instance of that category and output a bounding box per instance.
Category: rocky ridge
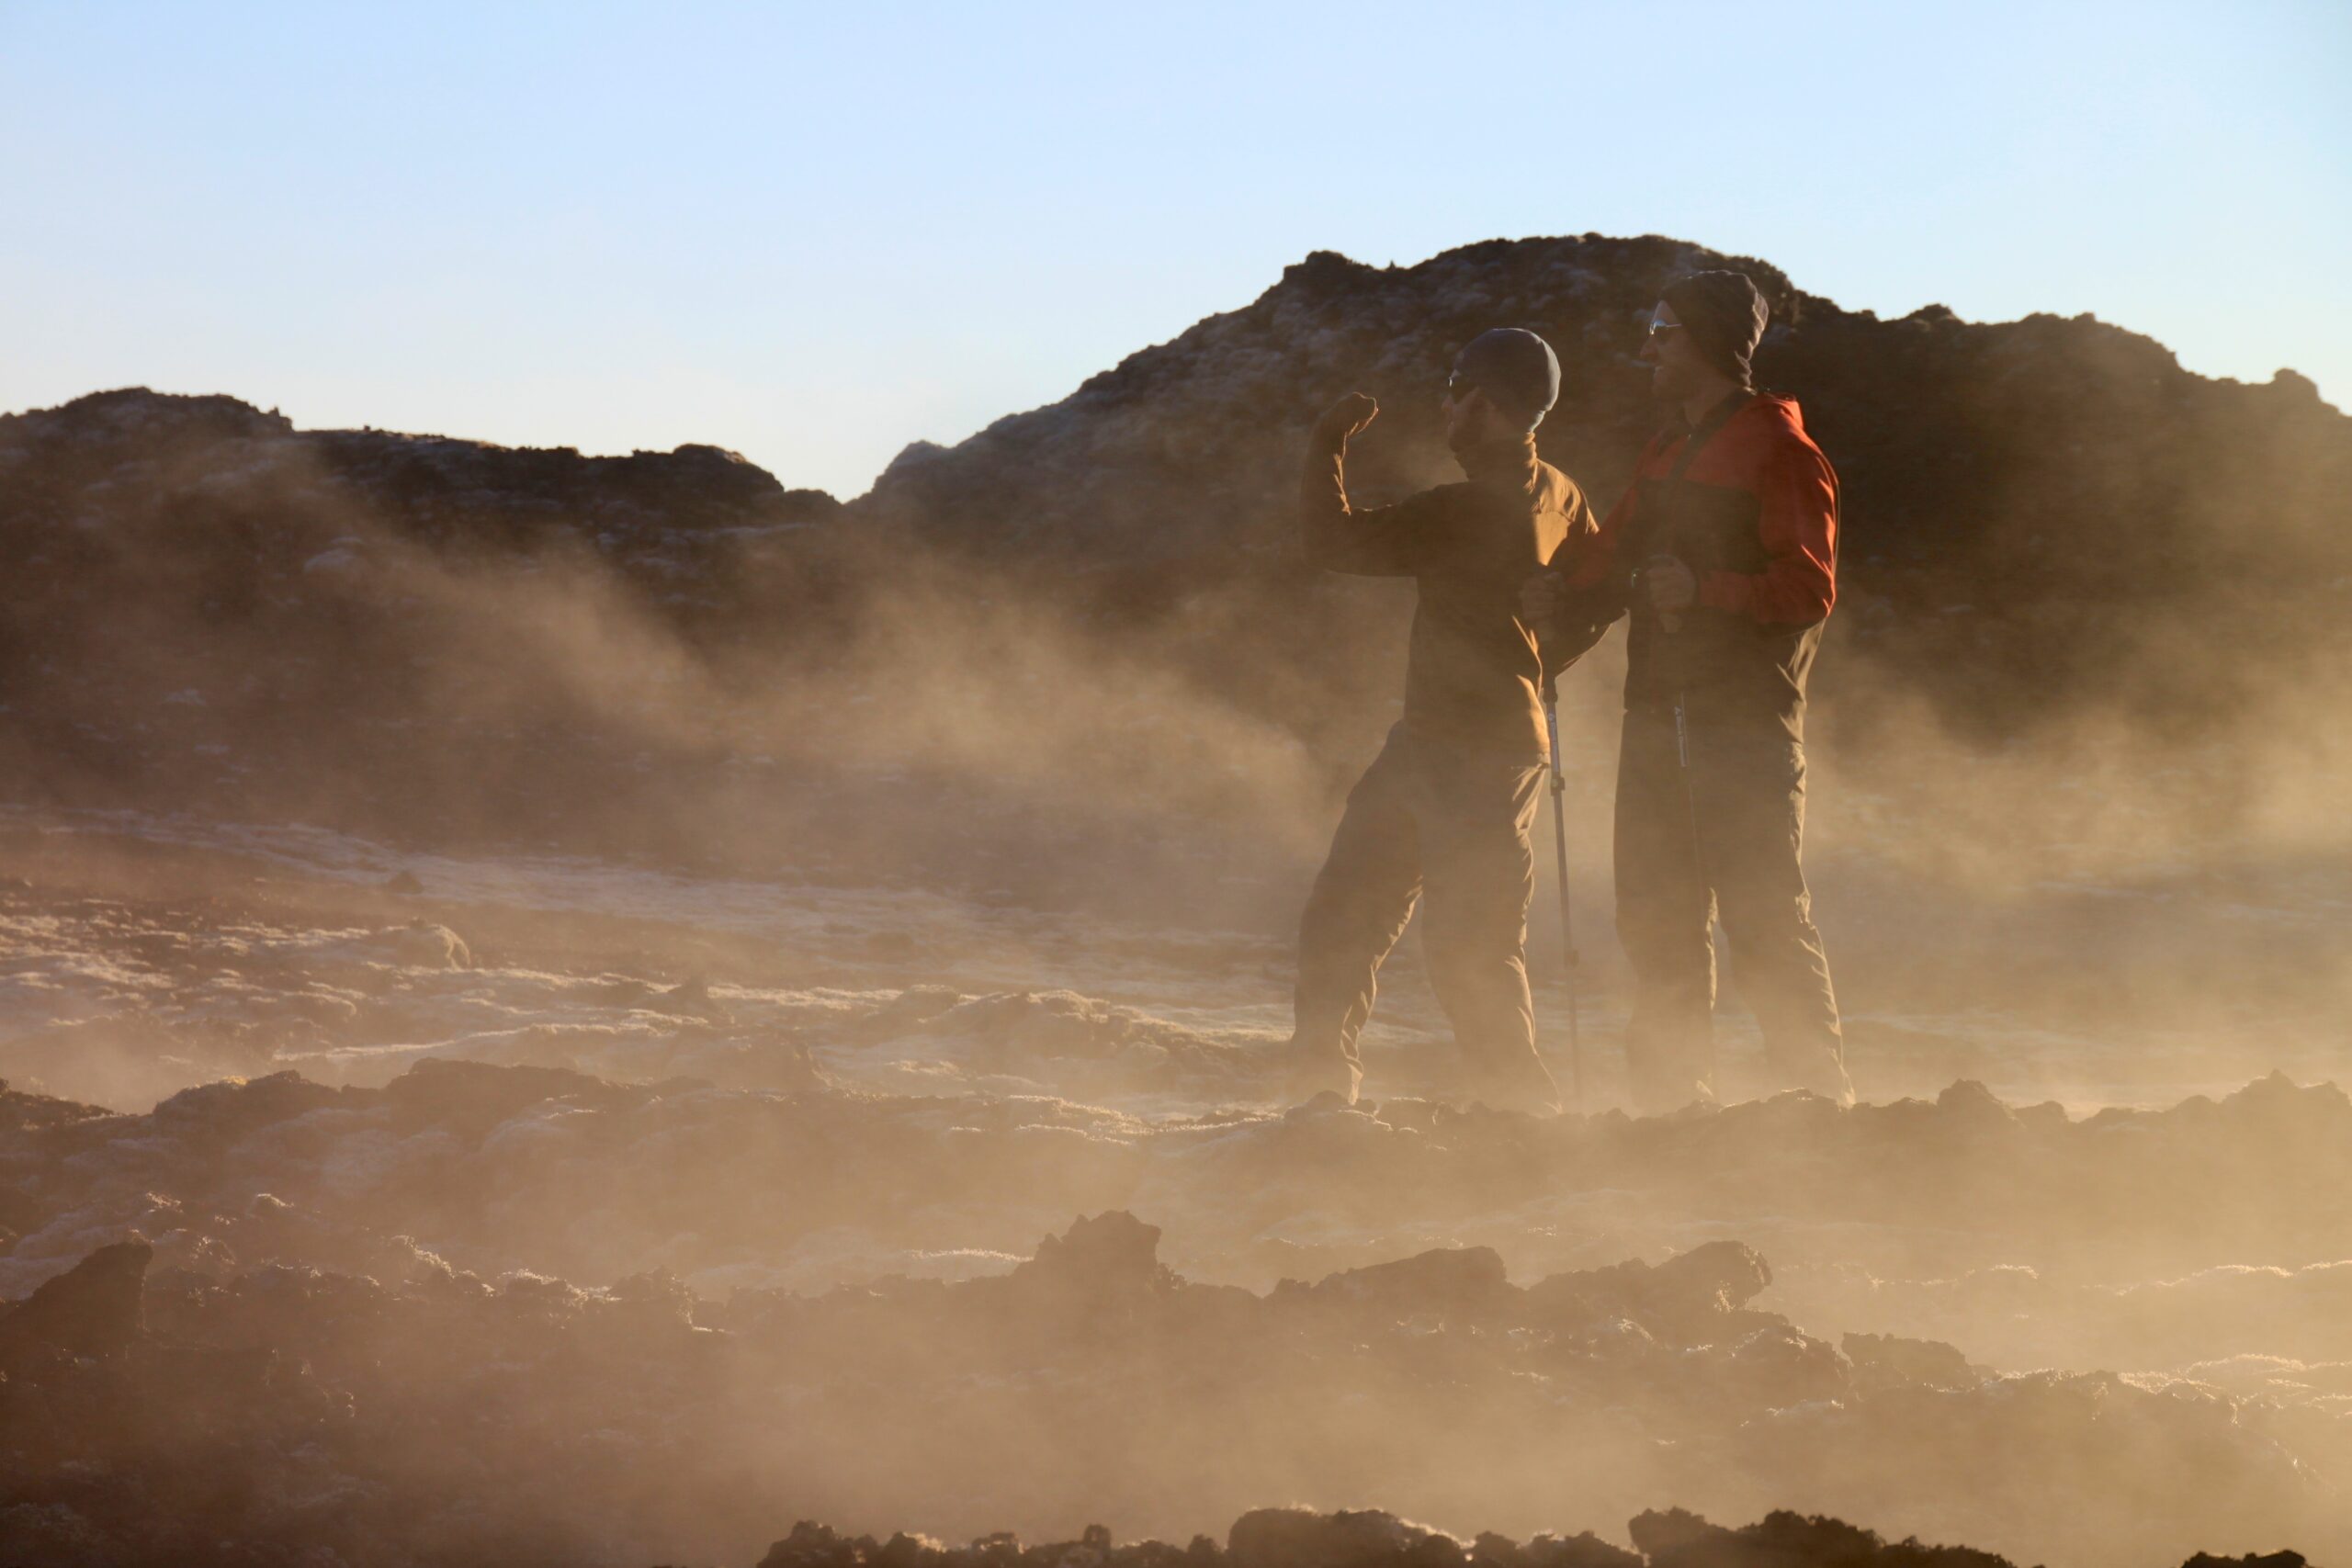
[6,234,2349,853]
[0,1201,2336,1567]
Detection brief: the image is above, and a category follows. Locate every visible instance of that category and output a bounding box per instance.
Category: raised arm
[1300,394,1432,577]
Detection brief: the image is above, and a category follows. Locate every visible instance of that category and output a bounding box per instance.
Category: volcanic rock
[1228,1508,1466,1568]
[0,1239,151,1370]
[1631,1507,2015,1568]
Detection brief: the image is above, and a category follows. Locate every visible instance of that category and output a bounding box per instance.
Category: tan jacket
[1302,427,1600,759]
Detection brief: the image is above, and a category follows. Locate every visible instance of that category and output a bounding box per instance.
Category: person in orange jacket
[1523,273,1854,1112]
[1285,329,1604,1114]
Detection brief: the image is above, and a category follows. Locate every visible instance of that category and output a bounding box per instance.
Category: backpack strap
[1666,389,1755,486]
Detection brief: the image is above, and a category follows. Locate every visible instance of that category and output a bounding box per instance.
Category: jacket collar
[1451,430,1540,492]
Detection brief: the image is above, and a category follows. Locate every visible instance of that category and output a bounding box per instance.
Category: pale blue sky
[3,1,2345,497]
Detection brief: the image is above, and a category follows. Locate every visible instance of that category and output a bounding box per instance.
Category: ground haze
[0,238,2345,1567]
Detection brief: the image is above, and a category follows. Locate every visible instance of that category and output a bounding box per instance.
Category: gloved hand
[1640,553,1697,633]
[1311,392,1379,448]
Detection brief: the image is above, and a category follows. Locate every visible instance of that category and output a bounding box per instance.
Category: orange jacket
[1556,393,1839,734]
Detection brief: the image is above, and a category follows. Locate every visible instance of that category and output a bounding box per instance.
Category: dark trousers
[1292,727,1559,1110]
[1614,705,1849,1111]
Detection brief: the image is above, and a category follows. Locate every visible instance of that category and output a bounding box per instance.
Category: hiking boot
[1276,1048,1362,1109]
[1767,1045,1856,1108]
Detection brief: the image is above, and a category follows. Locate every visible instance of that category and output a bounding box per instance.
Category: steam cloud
[2,235,2348,1564]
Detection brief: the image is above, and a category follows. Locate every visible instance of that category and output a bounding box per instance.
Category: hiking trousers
[1614,705,1850,1112]
[1291,725,1560,1111]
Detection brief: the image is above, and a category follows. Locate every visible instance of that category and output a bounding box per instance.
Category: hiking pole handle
[1540,674,1566,799]
[1639,554,1687,636]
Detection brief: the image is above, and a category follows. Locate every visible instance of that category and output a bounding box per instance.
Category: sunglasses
[1645,319,1685,338]
[1444,374,1482,402]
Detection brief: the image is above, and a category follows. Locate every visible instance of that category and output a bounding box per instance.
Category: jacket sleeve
[1697,439,1838,625]
[1300,430,1436,577]
[1537,489,1619,677]
[1555,477,1634,620]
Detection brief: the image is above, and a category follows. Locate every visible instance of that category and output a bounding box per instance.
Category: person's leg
[1613,705,1719,1113]
[1704,732,1852,1104]
[1289,729,1424,1102]
[1416,748,1557,1113]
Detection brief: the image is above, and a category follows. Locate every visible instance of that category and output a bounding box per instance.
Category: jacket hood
[1745,393,1807,438]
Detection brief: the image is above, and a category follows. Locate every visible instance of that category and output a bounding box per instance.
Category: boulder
[0,1241,152,1370]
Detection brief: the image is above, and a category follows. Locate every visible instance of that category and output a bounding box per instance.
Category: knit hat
[1659,271,1770,387]
[1452,328,1561,424]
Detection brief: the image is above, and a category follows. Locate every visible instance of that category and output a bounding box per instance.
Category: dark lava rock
[1272,1245,1513,1326]
[1525,1240,1776,1345]
[1469,1530,1641,1568]
[149,1071,352,1145]
[1631,1507,2018,1568]
[754,1511,2031,1568]
[1012,1210,1177,1307]
[1842,1332,1984,1394]
[0,1240,152,1370]
[1229,1508,1467,1568]
[380,1055,648,1134]
[0,1067,2343,1566]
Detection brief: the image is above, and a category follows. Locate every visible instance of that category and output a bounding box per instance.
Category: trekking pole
[1541,677,1585,1107]
[1657,592,1713,901]
[1655,579,1718,1103]
[1673,692,1711,879]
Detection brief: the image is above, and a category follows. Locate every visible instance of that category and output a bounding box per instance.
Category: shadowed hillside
[3,234,2346,886]
[856,233,2352,742]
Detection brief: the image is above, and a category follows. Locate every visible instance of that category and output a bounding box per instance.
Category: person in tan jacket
[1284,329,1603,1114]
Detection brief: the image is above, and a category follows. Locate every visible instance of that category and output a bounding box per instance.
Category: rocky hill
[859,232,2352,737]
[0,386,855,849]
[4,234,2346,861]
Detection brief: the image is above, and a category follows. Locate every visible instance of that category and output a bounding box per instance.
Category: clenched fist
[1311,392,1379,446]
[1640,554,1696,614]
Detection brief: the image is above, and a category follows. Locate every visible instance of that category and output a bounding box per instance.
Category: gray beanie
[1659,271,1770,387]
[1453,328,1561,423]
